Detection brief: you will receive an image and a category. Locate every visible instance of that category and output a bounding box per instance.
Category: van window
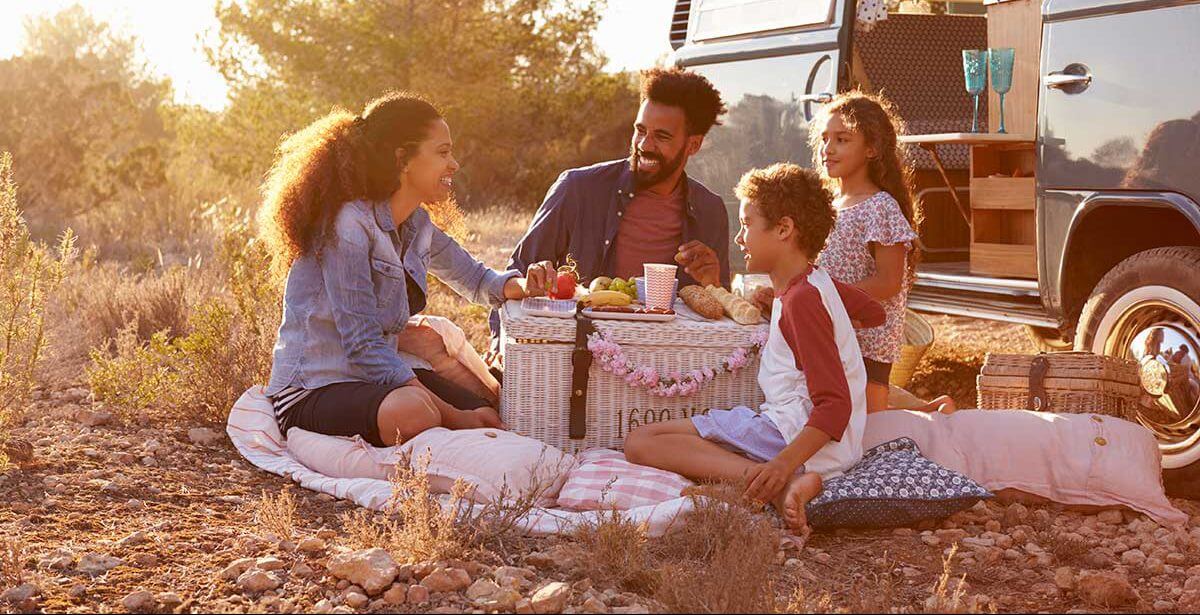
[692,0,836,41]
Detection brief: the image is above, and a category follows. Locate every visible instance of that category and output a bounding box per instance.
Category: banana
[586,289,632,307]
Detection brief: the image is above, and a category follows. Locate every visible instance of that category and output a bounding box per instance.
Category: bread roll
[705,285,763,325]
[679,285,724,320]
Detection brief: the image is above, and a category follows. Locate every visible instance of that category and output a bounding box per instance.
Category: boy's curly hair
[735,163,834,256]
[639,67,727,136]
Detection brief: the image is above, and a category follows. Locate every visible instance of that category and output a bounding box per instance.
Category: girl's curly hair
[735,163,835,257]
[259,91,442,278]
[809,90,922,274]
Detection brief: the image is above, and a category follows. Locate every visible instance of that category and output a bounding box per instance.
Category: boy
[624,163,885,532]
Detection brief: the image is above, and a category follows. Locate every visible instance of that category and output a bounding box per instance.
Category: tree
[205,0,638,208]
[0,6,172,237]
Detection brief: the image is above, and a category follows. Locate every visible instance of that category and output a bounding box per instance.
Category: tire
[1075,246,1200,498]
[1025,325,1073,353]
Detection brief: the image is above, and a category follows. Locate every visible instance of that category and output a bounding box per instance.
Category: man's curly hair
[735,163,834,256]
[639,67,727,136]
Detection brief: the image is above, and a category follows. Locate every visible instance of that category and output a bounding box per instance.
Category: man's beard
[629,145,687,190]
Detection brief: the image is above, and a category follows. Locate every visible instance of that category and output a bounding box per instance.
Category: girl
[260,91,557,447]
[811,91,954,414]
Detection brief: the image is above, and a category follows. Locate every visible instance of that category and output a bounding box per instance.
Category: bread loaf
[679,285,724,320]
[705,285,763,325]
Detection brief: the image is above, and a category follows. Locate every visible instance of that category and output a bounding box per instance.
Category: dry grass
[71,265,198,350]
[1,536,26,589]
[572,509,656,593]
[651,486,782,614]
[926,544,969,613]
[255,486,297,542]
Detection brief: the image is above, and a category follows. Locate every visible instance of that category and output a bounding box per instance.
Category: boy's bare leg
[625,418,760,482]
[866,382,890,413]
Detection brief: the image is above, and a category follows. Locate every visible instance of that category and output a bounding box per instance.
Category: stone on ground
[327,548,400,595]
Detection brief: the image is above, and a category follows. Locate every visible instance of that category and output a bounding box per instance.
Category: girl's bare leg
[866,381,890,413]
[624,418,761,482]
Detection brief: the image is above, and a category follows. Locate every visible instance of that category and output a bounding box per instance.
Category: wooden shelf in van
[970,176,1035,210]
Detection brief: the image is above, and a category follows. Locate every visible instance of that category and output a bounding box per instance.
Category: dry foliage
[1,536,25,589]
[651,485,782,614]
[256,486,297,542]
[0,152,77,465]
[927,544,970,613]
[572,509,656,593]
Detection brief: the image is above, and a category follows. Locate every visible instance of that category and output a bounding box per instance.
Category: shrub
[86,205,278,424]
[0,152,77,466]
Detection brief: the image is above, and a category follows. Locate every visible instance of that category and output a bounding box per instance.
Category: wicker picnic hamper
[499,300,768,454]
[976,351,1143,420]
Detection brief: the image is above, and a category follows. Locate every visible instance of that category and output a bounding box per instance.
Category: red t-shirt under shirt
[611,184,685,280]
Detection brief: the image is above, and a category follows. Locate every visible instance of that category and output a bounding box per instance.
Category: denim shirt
[488,159,731,350]
[266,200,518,396]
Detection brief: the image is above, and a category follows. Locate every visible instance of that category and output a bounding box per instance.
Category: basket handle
[1027,354,1052,412]
[569,307,596,439]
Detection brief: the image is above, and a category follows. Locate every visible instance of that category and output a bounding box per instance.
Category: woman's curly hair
[735,163,835,256]
[809,90,922,274]
[259,91,442,278]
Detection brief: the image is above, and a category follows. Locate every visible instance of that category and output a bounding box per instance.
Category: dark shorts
[864,359,893,386]
[280,369,491,447]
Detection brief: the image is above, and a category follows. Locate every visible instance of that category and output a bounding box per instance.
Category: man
[489,67,731,356]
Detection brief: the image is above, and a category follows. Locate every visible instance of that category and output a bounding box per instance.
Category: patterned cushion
[805,437,992,529]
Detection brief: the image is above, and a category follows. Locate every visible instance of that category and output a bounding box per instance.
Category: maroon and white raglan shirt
[758,264,886,478]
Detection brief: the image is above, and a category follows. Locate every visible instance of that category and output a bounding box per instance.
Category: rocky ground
[5,316,1200,614]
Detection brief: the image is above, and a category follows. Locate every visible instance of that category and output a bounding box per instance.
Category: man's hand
[743,458,799,504]
[675,240,721,287]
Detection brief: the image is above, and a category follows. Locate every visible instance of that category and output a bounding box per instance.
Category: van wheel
[1025,325,1073,352]
[1075,247,1200,497]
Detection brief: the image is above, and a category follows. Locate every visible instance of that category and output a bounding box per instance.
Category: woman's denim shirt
[265,200,517,396]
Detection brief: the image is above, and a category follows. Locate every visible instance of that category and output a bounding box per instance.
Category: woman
[260,91,557,447]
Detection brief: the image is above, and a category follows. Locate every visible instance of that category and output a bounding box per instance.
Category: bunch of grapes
[607,277,639,302]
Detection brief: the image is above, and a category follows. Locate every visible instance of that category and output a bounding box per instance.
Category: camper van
[668,0,1200,486]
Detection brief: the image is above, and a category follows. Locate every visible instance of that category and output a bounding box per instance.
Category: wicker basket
[889,310,935,389]
[500,300,768,454]
[976,351,1143,420]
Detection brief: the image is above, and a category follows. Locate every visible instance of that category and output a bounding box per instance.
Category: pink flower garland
[586,328,770,397]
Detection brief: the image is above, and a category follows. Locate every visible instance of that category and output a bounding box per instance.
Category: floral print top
[817,191,919,363]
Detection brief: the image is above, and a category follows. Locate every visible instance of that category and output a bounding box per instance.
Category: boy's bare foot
[772,471,822,533]
[930,395,957,414]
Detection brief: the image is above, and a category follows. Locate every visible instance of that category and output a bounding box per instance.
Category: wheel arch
[1058,192,1200,332]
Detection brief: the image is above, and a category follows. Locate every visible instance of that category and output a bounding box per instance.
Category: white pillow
[286,427,576,506]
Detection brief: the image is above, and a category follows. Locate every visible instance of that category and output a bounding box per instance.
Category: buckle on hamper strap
[570,306,596,439]
[1028,354,1051,412]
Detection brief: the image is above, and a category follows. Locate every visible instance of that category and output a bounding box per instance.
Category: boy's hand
[744,458,797,503]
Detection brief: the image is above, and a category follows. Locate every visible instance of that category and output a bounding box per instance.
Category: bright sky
[0,0,675,111]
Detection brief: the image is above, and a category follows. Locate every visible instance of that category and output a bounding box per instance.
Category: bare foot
[931,395,957,414]
[772,471,822,533]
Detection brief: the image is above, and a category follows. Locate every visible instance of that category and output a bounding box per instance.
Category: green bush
[0,152,77,466]
[87,207,279,425]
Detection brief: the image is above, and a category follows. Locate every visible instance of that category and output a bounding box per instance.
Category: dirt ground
[5,211,1200,613]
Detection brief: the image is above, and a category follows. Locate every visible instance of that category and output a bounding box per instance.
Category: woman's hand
[503,261,557,299]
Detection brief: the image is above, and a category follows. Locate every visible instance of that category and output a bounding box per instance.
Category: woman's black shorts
[279,369,491,446]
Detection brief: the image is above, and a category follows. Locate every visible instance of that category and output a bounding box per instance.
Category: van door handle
[799,92,834,103]
[1045,64,1092,92]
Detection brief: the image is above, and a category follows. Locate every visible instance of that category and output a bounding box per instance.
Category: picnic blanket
[225,315,697,537]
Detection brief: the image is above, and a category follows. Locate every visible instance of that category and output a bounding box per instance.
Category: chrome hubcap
[1104,300,1200,457]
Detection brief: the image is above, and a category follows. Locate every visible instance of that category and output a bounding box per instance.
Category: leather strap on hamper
[1027,354,1051,412]
[569,308,597,439]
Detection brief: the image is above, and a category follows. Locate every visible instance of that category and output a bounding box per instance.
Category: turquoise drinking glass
[989,47,1015,134]
[962,49,988,133]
